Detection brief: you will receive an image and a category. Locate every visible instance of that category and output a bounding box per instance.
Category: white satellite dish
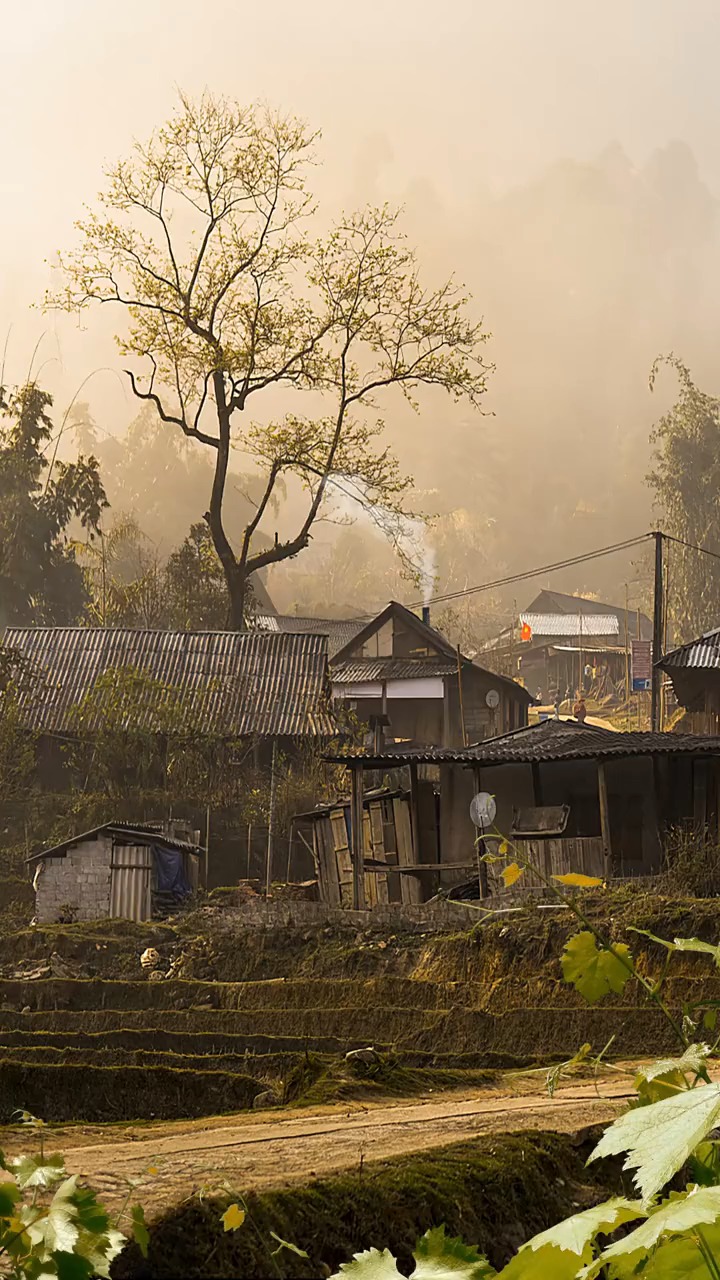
[485,689,500,709]
[470,792,497,828]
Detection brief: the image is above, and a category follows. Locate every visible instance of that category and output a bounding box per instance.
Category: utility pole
[624,584,630,706]
[651,531,664,733]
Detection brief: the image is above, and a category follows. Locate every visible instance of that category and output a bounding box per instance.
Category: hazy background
[3,0,720,632]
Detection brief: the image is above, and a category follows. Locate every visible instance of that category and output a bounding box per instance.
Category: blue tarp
[152,845,192,897]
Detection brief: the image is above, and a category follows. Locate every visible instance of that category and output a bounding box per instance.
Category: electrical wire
[349,533,653,620]
[659,532,720,564]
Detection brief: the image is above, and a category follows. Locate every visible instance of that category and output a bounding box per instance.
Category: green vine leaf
[634,1043,709,1104]
[561,932,633,1004]
[0,1180,20,1215]
[331,1247,403,1277]
[12,1152,67,1189]
[331,1230,495,1279]
[25,1175,82,1254]
[600,1186,720,1270]
[589,1083,720,1202]
[270,1231,310,1259]
[672,938,720,965]
[413,1226,496,1277]
[495,1198,644,1279]
[131,1203,150,1256]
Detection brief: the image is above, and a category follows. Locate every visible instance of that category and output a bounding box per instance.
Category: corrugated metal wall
[109,844,152,922]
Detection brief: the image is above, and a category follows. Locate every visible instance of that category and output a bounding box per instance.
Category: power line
[404,533,653,612]
[660,532,720,564]
[350,528,720,623]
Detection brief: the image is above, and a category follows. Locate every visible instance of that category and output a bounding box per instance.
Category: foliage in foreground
[0,1116,148,1279]
[330,846,720,1278]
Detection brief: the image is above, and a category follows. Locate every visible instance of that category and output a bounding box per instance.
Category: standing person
[573,693,587,723]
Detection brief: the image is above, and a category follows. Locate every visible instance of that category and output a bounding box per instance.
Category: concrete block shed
[26,822,201,923]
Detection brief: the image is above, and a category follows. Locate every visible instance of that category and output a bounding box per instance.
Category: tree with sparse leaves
[51,91,491,628]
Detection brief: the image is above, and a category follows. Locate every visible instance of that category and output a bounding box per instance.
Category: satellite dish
[470,792,497,828]
[485,689,500,709]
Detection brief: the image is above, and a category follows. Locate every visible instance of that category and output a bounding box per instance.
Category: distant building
[253,612,365,658]
[485,590,653,700]
[658,627,720,733]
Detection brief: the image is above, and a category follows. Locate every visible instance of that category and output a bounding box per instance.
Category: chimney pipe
[422,605,430,626]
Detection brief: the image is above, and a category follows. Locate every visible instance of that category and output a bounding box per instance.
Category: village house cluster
[6,588,720,923]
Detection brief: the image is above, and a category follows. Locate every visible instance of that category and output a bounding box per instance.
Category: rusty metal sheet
[3,628,334,738]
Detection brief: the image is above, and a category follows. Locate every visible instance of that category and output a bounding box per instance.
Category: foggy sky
[3,1,720,618]
[4,0,719,397]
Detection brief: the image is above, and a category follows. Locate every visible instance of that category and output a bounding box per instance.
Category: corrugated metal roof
[520,613,620,637]
[253,614,364,658]
[659,628,720,671]
[332,657,459,682]
[3,627,334,738]
[325,718,720,766]
[26,822,205,864]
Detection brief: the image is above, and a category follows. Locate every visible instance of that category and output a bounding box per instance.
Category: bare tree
[51,92,491,627]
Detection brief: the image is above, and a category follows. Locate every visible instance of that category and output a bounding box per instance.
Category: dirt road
[19,1080,632,1216]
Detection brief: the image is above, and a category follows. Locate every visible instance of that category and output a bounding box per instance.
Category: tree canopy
[0,382,107,625]
[648,355,720,642]
[52,90,491,627]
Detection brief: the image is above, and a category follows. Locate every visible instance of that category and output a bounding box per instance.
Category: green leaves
[0,1162,127,1280]
[494,1198,644,1279]
[601,1186,720,1268]
[0,1179,21,1215]
[131,1203,150,1257]
[634,1044,709,1104]
[412,1227,496,1278]
[561,932,633,1004]
[332,1228,495,1279]
[332,1248,402,1278]
[269,1232,310,1259]
[12,1154,67,1190]
[589,1082,720,1202]
[629,927,720,967]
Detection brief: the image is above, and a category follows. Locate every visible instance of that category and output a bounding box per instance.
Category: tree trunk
[227,565,247,630]
[206,373,247,630]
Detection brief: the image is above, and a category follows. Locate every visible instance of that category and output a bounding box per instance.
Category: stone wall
[34,836,112,923]
[229,898,483,932]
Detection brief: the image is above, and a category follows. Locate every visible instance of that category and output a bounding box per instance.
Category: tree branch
[124,369,219,447]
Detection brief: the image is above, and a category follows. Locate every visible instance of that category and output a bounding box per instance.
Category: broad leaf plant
[331,835,720,1279]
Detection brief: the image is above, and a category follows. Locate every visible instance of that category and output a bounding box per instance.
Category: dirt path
[19,1080,633,1216]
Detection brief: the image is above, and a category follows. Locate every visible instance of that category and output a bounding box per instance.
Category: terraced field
[2,892,716,1125]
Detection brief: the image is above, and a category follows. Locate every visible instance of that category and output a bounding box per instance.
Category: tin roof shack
[3,627,335,786]
[525,590,652,641]
[658,628,720,734]
[485,591,653,701]
[326,720,720,907]
[330,601,532,749]
[514,614,626,702]
[294,788,421,907]
[26,822,202,924]
[253,613,365,657]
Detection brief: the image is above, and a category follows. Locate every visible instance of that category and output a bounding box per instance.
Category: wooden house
[330,601,532,749]
[294,789,423,907]
[485,590,653,701]
[325,720,720,908]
